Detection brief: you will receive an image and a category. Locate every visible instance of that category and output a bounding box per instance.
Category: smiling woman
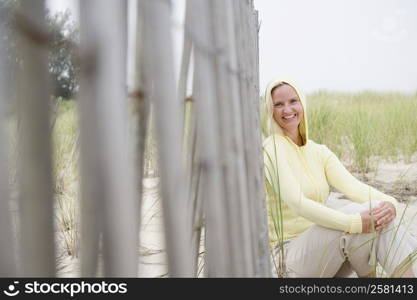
[263,78,417,278]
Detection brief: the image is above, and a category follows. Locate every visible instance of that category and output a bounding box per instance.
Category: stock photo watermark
[2,281,128,297]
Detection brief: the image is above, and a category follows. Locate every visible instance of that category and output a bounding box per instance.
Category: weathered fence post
[141,0,194,277]
[79,0,139,277]
[250,5,271,277]
[189,0,270,277]
[16,0,55,276]
[190,0,234,277]
[179,0,203,276]
[0,5,17,277]
[236,0,271,277]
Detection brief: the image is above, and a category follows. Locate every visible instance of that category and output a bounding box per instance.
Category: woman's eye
[291,99,298,104]
[274,103,283,107]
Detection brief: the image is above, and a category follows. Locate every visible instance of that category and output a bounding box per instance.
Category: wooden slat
[141,0,194,277]
[131,0,150,276]
[190,0,236,277]
[79,0,139,277]
[0,7,17,276]
[16,0,55,276]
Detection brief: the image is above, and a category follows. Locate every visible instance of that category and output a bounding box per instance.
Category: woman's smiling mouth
[283,114,297,120]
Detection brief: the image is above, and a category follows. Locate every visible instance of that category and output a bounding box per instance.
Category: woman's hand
[360,201,396,233]
[371,201,396,231]
[360,210,375,233]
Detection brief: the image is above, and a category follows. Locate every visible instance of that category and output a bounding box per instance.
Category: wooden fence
[0,0,270,277]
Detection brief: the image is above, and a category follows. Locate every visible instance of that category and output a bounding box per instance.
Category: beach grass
[307,91,417,172]
[51,99,79,258]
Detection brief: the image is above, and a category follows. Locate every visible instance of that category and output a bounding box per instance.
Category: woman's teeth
[283,114,296,120]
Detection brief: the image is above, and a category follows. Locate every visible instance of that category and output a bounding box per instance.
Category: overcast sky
[47,0,417,94]
[254,0,417,93]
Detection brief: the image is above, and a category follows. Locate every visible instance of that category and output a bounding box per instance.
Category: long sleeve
[264,137,363,234]
[322,145,399,213]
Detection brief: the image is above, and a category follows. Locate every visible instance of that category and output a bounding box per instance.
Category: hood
[264,77,309,146]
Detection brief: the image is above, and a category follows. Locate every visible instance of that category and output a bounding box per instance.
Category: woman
[263,77,417,277]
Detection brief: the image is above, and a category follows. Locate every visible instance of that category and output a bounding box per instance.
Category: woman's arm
[322,145,398,231]
[264,137,363,233]
[322,145,399,212]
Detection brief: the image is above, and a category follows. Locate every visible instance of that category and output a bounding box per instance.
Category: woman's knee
[362,200,383,210]
[339,200,383,214]
[339,202,367,214]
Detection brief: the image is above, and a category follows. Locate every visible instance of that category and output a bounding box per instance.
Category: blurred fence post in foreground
[15,0,56,277]
[78,0,139,277]
[0,2,17,277]
[141,0,194,277]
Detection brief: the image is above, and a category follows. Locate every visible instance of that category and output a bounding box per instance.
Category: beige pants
[275,200,417,277]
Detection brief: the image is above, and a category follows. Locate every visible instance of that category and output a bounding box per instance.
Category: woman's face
[271,84,304,133]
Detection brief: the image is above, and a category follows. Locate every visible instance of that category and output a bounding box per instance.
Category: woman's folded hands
[360,201,396,233]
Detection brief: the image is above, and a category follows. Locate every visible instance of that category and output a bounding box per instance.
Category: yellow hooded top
[263,78,399,244]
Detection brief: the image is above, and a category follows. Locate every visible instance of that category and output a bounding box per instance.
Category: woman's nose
[282,105,291,113]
